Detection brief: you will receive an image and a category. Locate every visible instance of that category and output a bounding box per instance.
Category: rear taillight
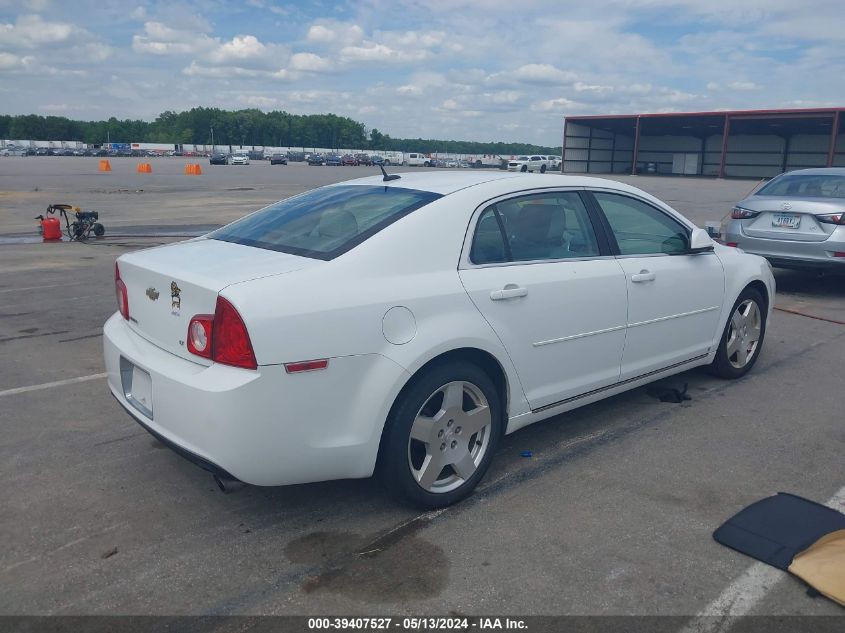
[731,206,761,220]
[187,297,257,369]
[818,213,845,225]
[187,315,213,359]
[115,262,129,320]
[726,242,739,247]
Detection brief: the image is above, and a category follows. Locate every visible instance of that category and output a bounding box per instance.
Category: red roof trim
[565,107,845,121]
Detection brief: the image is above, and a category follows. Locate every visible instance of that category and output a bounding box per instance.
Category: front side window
[470,192,600,264]
[757,174,845,198]
[210,185,441,260]
[592,192,689,255]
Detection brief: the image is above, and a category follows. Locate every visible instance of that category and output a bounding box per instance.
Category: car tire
[540,165,546,173]
[93,223,105,237]
[709,286,767,379]
[521,165,527,172]
[378,361,503,509]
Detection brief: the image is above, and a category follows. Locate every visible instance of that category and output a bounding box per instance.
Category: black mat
[714,492,845,570]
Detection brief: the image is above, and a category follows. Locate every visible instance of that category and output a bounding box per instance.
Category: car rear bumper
[103,313,408,486]
[721,220,845,269]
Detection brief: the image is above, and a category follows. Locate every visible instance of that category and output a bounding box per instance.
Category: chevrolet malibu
[105,172,775,507]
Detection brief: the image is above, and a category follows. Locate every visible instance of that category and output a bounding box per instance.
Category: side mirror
[688,227,715,253]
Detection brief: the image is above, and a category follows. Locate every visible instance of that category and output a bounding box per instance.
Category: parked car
[325,154,343,166]
[287,151,306,162]
[507,155,550,173]
[307,154,325,166]
[269,153,288,165]
[356,154,373,166]
[230,153,250,165]
[36,147,49,156]
[209,153,229,165]
[105,172,774,508]
[341,154,358,166]
[720,167,845,270]
[371,155,385,166]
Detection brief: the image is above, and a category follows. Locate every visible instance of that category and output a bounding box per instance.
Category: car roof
[332,171,633,196]
[780,167,845,176]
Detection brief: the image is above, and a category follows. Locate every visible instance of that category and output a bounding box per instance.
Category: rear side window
[210,185,441,260]
[592,192,689,255]
[757,174,845,198]
[470,192,600,264]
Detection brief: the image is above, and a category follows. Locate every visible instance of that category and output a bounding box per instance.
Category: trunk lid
[739,196,844,242]
[118,238,320,363]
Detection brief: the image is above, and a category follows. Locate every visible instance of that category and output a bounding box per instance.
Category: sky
[1,0,844,145]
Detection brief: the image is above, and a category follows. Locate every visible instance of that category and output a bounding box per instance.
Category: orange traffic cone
[184,163,202,175]
[99,159,111,172]
[137,163,152,173]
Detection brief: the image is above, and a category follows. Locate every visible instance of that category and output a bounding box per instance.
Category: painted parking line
[0,372,107,398]
[680,484,845,632]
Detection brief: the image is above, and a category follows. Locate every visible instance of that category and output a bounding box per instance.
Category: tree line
[0,108,561,155]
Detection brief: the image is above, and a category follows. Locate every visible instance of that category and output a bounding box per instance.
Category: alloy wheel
[726,299,762,369]
[407,380,493,494]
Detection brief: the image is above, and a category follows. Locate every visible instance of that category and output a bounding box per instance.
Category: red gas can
[42,217,62,241]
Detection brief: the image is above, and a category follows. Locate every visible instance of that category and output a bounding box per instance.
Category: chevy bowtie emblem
[146,287,160,301]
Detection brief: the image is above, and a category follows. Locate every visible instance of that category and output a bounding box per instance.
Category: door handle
[490,284,528,301]
[631,270,656,283]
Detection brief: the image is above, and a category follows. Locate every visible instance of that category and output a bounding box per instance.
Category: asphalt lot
[1,157,843,617]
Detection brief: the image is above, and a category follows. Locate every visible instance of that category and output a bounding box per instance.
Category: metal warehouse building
[562,107,845,178]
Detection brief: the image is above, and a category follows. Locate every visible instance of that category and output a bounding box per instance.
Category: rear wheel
[709,287,766,379]
[379,362,502,508]
[540,164,546,173]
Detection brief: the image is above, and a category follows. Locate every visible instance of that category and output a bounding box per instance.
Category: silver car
[720,168,845,270]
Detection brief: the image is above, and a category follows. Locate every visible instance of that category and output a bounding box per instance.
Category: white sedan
[104,172,774,507]
[230,153,250,165]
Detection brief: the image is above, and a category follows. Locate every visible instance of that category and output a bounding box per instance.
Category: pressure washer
[35,204,105,241]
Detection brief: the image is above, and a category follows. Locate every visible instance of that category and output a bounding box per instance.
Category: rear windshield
[209,185,442,260]
[757,174,845,198]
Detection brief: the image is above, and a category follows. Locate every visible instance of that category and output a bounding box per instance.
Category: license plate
[125,363,153,418]
[772,213,800,228]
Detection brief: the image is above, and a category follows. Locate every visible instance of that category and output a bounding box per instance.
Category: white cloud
[306,21,364,46]
[502,64,578,85]
[208,35,269,64]
[132,21,216,56]
[339,43,428,64]
[727,80,761,91]
[0,52,23,68]
[0,14,76,48]
[289,52,332,72]
[532,97,581,112]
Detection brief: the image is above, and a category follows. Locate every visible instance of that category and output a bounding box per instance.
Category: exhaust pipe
[213,474,247,493]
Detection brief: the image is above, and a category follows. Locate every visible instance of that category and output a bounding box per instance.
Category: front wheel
[540,164,546,173]
[93,223,105,237]
[709,287,766,379]
[521,165,527,172]
[378,362,502,508]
